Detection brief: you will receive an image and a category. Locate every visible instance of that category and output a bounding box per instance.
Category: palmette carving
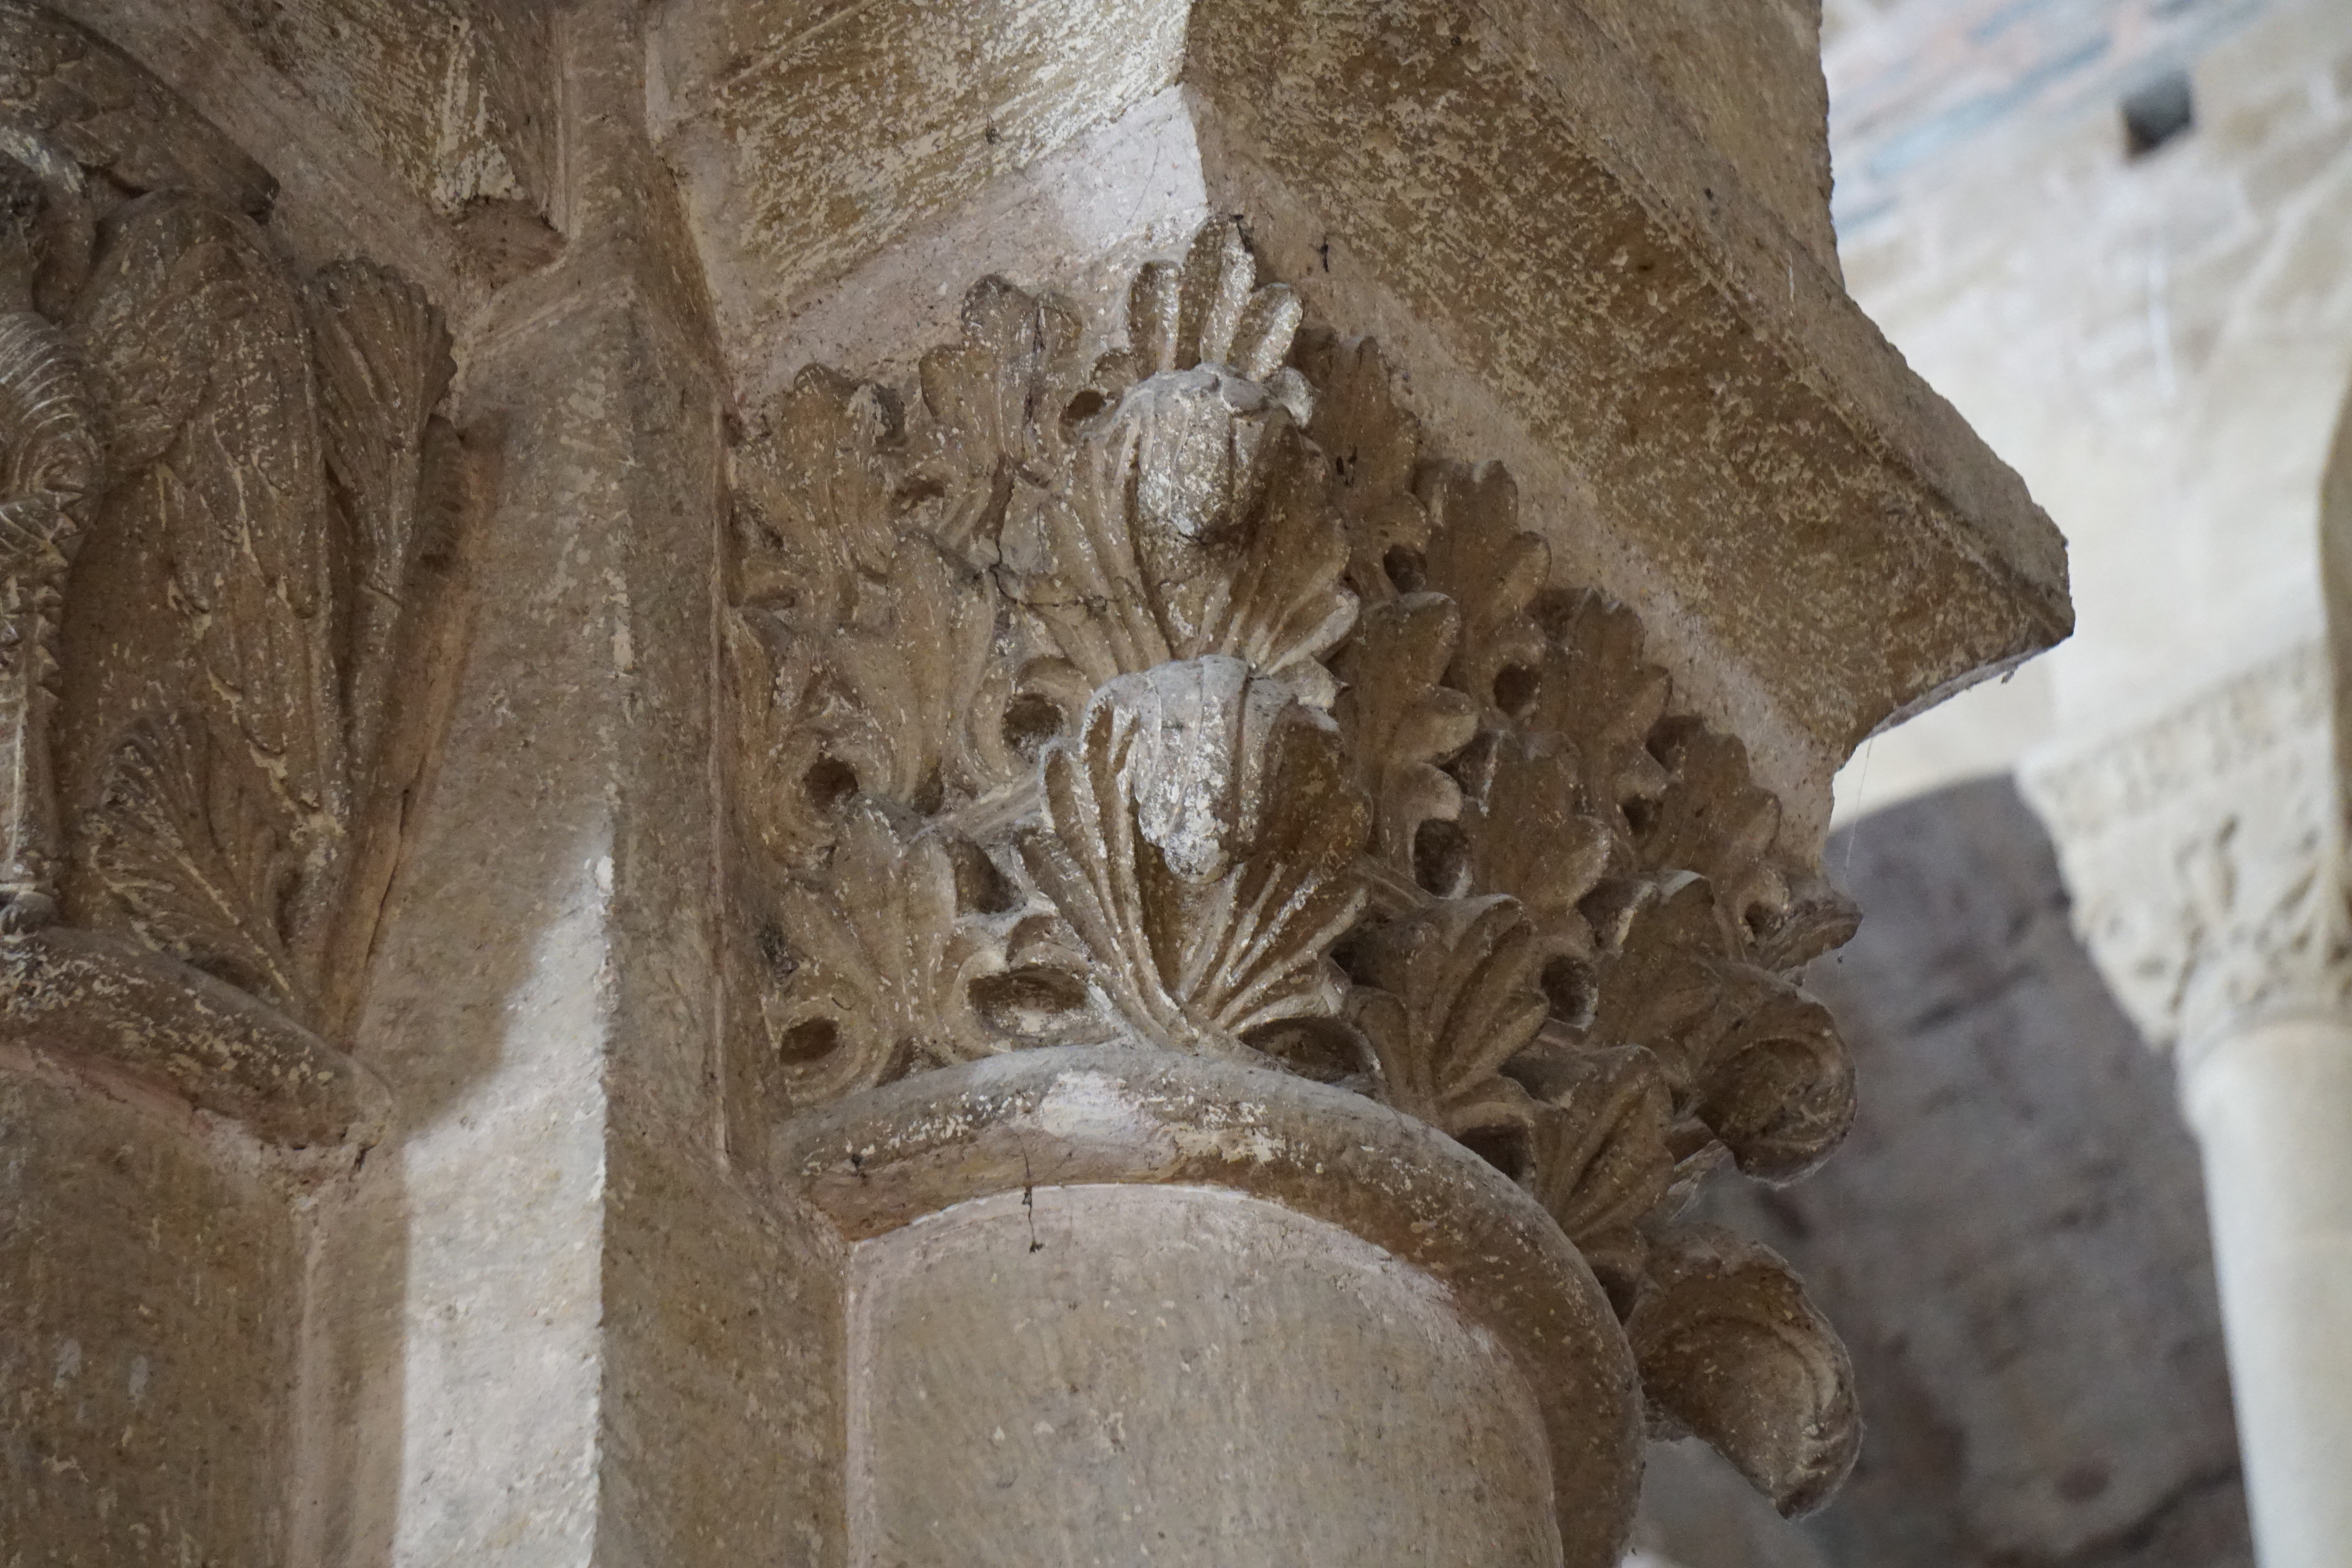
[0,15,459,1042]
[81,708,305,1007]
[730,217,1863,1512]
[1024,658,1368,1062]
[308,260,456,776]
[71,194,352,1004]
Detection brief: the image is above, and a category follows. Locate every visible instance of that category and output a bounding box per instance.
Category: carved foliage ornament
[0,1,457,1045]
[727,220,1864,1514]
[2021,641,2352,1064]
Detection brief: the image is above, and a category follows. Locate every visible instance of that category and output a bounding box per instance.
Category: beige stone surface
[1580,0,1842,275]
[0,1062,300,1566]
[854,1182,1563,1567]
[650,0,1188,383]
[55,0,551,220]
[779,1044,1645,1566]
[1188,0,2068,842]
[40,0,555,307]
[0,1,2080,1563]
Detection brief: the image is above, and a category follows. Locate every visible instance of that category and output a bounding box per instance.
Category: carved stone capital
[2021,641,2352,1066]
[726,218,1870,1548]
[0,0,457,1145]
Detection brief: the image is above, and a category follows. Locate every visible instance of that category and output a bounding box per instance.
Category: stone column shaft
[2181,1015,2352,1566]
[2026,641,2352,1568]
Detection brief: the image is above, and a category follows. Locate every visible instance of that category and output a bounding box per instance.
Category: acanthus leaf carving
[1528,587,1672,837]
[758,798,1035,1106]
[1418,460,1550,723]
[726,216,1871,1514]
[0,18,460,1043]
[1626,1223,1862,1519]
[1584,876,1856,1184]
[911,275,1088,552]
[1331,591,1476,881]
[1096,219,1304,393]
[826,534,1021,815]
[1295,326,1429,608]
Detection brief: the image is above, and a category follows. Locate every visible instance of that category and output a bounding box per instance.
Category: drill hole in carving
[1382,544,1427,594]
[947,839,1018,915]
[804,757,858,811]
[776,1017,843,1065]
[1001,693,1066,760]
[1577,879,1648,953]
[969,968,1088,1035]
[1246,1016,1377,1089]
[1492,663,1539,718]
[1413,818,1471,897]
[1455,1122,1533,1183]
[1541,954,1600,1031]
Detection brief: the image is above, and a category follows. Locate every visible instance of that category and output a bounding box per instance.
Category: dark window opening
[2123,70,2196,158]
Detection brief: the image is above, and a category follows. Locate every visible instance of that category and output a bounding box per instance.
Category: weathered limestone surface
[34,0,560,306]
[654,0,2072,847]
[855,1183,1565,1567]
[301,5,850,1563]
[1,1066,302,1564]
[649,0,1190,380]
[0,1,2076,1564]
[1579,0,1842,275]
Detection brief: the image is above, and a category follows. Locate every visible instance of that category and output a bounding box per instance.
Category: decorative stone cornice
[726,218,1866,1523]
[2020,641,2352,1067]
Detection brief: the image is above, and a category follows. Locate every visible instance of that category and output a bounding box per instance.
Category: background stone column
[2179,1015,2352,1566]
[2023,641,2352,1568]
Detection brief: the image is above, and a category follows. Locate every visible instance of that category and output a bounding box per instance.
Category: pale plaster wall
[1829,0,2352,819]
